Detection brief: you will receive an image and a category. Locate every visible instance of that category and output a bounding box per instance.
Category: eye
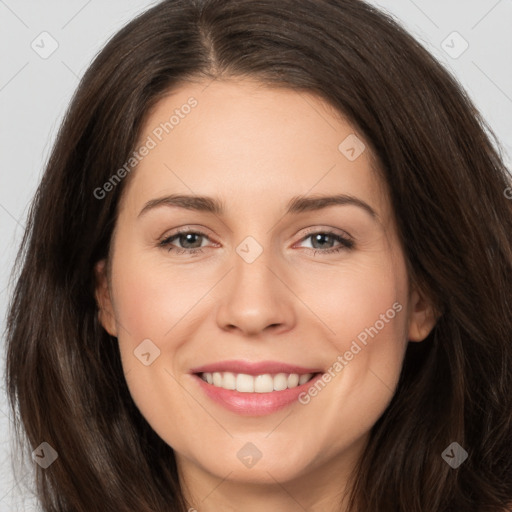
[158,227,354,257]
[296,229,354,255]
[158,229,216,255]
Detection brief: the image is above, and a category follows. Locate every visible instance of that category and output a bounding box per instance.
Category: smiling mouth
[197,371,319,393]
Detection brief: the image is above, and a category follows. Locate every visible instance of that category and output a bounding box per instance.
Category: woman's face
[96,79,435,500]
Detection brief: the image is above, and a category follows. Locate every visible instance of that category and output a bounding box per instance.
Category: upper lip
[190,360,323,376]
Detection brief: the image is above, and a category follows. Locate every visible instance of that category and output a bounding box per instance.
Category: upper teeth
[201,372,315,393]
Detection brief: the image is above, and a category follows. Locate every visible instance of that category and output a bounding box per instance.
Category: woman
[5,0,512,510]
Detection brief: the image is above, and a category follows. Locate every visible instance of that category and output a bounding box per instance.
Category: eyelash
[158,228,354,257]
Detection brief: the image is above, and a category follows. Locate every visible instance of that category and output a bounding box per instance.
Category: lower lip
[192,373,323,416]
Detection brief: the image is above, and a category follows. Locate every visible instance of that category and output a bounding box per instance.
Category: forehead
[120,79,389,220]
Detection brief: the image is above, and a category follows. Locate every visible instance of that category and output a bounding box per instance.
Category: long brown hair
[5,0,512,510]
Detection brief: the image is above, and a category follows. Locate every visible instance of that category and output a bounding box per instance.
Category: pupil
[178,233,335,250]
[181,233,201,248]
[313,234,332,249]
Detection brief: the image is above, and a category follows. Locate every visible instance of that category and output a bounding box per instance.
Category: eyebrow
[138,193,378,219]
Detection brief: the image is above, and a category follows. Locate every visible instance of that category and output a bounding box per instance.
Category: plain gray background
[1,0,511,510]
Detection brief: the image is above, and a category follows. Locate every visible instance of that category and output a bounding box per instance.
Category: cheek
[111,253,203,342]
[109,254,200,445]
[107,250,194,408]
[291,258,408,460]
[305,254,408,350]
[304,252,410,407]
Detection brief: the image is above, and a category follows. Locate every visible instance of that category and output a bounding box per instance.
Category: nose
[215,248,296,337]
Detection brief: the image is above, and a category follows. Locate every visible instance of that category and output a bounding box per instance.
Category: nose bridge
[215,234,295,335]
[233,238,274,293]
[231,235,280,308]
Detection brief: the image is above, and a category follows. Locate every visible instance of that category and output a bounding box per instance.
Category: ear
[407,288,438,342]
[94,259,118,337]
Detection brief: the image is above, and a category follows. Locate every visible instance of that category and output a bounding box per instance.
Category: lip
[192,373,323,416]
[190,369,324,416]
[189,359,323,376]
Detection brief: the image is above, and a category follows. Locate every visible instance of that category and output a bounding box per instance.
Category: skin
[95,78,437,512]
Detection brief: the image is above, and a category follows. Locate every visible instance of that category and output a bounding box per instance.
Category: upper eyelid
[161,227,353,248]
[161,226,214,240]
[298,225,353,239]
[161,229,213,244]
[159,219,354,238]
